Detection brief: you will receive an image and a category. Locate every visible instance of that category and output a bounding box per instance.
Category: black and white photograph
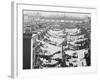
[23,10,91,69]
[10,1,98,78]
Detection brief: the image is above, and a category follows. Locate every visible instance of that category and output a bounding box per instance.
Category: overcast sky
[23,10,91,19]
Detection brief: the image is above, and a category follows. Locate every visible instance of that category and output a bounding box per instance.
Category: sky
[23,10,91,19]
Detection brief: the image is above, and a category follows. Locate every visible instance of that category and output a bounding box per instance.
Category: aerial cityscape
[23,10,91,69]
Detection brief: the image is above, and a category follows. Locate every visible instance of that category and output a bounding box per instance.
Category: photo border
[11,2,97,78]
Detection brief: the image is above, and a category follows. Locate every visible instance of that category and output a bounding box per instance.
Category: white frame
[11,1,97,78]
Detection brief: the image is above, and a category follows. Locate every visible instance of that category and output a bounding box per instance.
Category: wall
[0,0,100,80]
